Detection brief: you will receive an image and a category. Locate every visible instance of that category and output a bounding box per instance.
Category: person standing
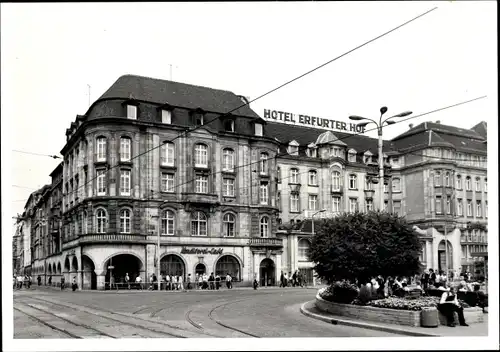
[135,275,143,290]
[292,271,297,287]
[37,275,42,286]
[125,273,130,290]
[60,276,65,290]
[215,274,221,290]
[202,273,208,290]
[283,272,288,288]
[225,273,232,289]
[187,274,192,290]
[72,276,77,291]
[48,275,52,286]
[198,274,203,290]
[280,271,285,288]
[165,273,171,291]
[209,273,215,290]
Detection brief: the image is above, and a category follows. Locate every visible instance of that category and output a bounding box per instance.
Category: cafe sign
[263,108,366,134]
[180,247,223,255]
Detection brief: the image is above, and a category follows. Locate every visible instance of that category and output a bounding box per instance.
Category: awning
[471,252,488,257]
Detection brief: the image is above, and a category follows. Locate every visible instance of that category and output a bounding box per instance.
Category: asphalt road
[13,286,399,338]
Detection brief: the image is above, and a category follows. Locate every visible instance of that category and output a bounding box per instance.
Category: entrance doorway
[259,258,275,287]
[438,240,453,274]
[104,254,143,288]
[160,254,185,278]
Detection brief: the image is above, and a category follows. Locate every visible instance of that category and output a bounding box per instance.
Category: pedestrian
[135,275,143,290]
[288,272,292,287]
[429,269,436,287]
[178,274,184,291]
[28,275,32,289]
[13,275,17,289]
[421,270,429,290]
[283,272,288,288]
[37,275,42,286]
[60,276,65,290]
[72,276,77,291]
[48,275,52,286]
[215,274,221,290]
[125,273,130,290]
[225,273,232,289]
[280,271,285,287]
[17,275,24,289]
[437,287,469,327]
[149,274,154,290]
[202,273,209,290]
[165,273,171,291]
[292,271,298,287]
[198,273,203,290]
[187,274,192,290]
[297,272,303,288]
[253,277,259,290]
[209,273,215,290]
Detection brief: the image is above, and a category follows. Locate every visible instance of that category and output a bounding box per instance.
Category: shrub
[320,281,359,304]
[353,296,471,311]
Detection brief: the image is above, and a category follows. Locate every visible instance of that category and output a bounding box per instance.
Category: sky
[1,2,498,351]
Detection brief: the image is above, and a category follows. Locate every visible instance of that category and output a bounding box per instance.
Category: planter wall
[316,293,421,327]
[438,307,484,326]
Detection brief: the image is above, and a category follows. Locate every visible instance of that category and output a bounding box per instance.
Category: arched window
[96,137,107,162]
[277,167,281,182]
[161,142,175,166]
[222,148,235,171]
[119,209,131,233]
[308,170,317,185]
[215,255,241,280]
[260,152,269,175]
[332,171,341,191]
[191,211,207,236]
[95,209,107,233]
[223,213,235,237]
[484,178,487,192]
[260,216,269,238]
[194,144,208,167]
[162,210,175,236]
[298,239,311,261]
[120,137,131,161]
[445,172,450,187]
[475,177,481,192]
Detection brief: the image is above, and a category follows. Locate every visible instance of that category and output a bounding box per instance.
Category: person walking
[165,273,171,291]
[135,275,143,290]
[48,275,52,286]
[215,274,221,290]
[125,273,130,290]
[283,272,288,288]
[60,276,65,290]
[202,273,208,290]
[198,274,203,290]
[292,271,298,287]
[437,287,469,327]
[280,271,285,288]
[72,276,77,291]
[225,273,232,289]
[187,274,192,290]
[209,273,215,290]
[37,275,42,286]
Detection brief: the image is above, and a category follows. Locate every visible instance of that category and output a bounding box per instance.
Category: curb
[300,301,439,337]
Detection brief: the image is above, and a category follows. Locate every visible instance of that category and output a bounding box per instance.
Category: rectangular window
[446,196,451,214]
[97,170,106,196]
[290,169,299,184]
[348,153,356,162]
[161,143,175,166]
[475,178,481,192]
[485,201,488,218]
[195,114,204,126]
[366,199,373,212]
[308,171,317,185]
[161,173,175,193]
[461,245,467,259]
[254,123,263,136]
[392,178,401,192]
[260,182,269,204]
[260,154,268,175]
[393,200,402,216]
[435,196,442,214]
[195,144,208,167]
[308,195,318,211]
[456,177,462,189]
[484,179,487,192]
[457,199,463,216]
[127,105,137,119]
[120,170,131,196]
[223,178,235,197]
[222,149,234,171]
[120,138,131,161]
[476,201,482,217]
[290,194,299,212]
[467,200,472,216]
[195,175,208,193]
[162,110,172,124]
[434,172,441,187]
[96,138,106,161]
[365,178,373,190]
[349,198,357,213]
[348,175,357,189]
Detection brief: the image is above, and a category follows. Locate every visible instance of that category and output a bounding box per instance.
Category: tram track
[16,296,195,338]
[14,306,82,339]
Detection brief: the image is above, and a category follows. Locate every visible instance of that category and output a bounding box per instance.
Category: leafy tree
[309,211,422,284]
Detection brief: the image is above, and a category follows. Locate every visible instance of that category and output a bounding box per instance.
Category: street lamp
[349,107,412,211]
[311,209,327,236]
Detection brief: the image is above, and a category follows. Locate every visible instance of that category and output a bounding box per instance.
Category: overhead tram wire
[143,95,488,199]
[12,150,61,159]
[59,6,438,201]
[12,94,488,205]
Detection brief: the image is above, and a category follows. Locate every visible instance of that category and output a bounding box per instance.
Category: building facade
[15,74,488,288]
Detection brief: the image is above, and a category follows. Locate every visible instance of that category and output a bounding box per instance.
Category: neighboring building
[390,121,488,276]
[12,222,23,275]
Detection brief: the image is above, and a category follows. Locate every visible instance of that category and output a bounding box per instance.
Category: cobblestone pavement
[13,287,399,338]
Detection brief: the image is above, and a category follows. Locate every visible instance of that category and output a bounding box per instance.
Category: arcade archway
[160,254,185,278]
[215,255,241,281]
[81,255,97,290]
[104,254,143,287]
[195,263,206,276]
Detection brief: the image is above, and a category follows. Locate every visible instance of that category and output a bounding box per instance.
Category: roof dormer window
[288,140,299,156]
[224,119,235,132]
[127,105,137,119]
[363,151,373,164]
[306,143,317,158]
[330,146,343,158]
[348,149,357,162]
[254,123,263,136]
[195,114,204,126]
[162,110,172,124]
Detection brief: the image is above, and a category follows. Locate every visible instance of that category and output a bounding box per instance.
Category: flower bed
[355,296,470,311]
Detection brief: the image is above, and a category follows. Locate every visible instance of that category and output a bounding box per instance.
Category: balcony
[249,237,283,247]
[364,189,375,200]
[289,183,301,193]
[78,233,147,245]
[330,185,343,194]
[181,192,219,205]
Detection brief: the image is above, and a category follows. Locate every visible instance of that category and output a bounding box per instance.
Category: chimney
[409,123,414,129]
[436,120,441,124]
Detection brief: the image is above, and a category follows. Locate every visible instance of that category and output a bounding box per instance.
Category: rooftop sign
[263,108,366,134]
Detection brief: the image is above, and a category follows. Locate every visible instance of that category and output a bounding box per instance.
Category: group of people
[13,275,32,289]
[13,274,78,291]
[120,272,234,291]
[279,270,306,288]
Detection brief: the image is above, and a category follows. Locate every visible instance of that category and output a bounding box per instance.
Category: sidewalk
[300,300,488,337]
[15,284,325,294]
